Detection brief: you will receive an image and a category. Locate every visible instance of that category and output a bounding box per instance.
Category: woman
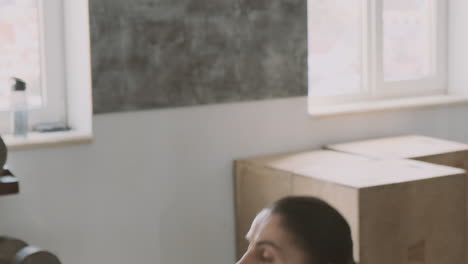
[237,196,354,264]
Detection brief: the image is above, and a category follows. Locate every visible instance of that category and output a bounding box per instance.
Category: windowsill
[3,130,93,151]
[309,95,468,117]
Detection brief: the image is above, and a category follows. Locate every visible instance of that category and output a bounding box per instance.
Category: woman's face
[237,210,307,264]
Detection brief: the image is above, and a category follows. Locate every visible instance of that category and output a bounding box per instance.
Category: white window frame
[308,0,452,115]
[1,0,93,149]
[0,0,67,133]
[374,0,448,98]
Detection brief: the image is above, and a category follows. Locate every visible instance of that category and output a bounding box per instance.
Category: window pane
[383,0,433,81]
[0,0,41,108]
[308,0,362,97]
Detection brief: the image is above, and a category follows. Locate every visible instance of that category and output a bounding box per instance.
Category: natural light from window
[0,0,42,109]
[383,0,433,82]
[308,0,362,97]
[308,0,451,115]
[0,0,93,148]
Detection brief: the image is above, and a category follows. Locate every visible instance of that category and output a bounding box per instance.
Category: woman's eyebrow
[256,240,283,252]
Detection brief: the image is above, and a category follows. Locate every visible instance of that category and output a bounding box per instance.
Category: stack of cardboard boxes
[235,135,468,264]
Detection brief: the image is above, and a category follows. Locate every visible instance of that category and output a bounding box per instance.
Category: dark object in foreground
[0,237,61,264]
[0,136,18,196]
[0,237,28,264]
[0,170,18,196]
[12,246,61,264]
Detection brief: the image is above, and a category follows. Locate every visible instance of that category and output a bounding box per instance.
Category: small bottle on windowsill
[11,78,28,137]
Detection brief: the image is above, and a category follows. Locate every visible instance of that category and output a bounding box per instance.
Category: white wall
[1,97,468,264]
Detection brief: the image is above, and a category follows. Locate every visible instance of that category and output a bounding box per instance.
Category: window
[0,0,67,134]
[0,0,92,147]
[307,0,448,112]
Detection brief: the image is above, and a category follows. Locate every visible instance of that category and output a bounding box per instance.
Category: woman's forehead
[245,211,307,262]
[246,210,293,244]
[246,209,272,240]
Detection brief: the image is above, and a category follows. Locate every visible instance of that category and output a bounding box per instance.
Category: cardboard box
[235,150,465,264]
[327,135,468,263]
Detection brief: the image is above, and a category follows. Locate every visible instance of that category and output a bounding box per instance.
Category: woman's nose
[236,251,250,264]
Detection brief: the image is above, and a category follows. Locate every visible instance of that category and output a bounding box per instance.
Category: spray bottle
[11,78,28,137]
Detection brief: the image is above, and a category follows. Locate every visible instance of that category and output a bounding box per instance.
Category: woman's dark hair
[268,196,354,264]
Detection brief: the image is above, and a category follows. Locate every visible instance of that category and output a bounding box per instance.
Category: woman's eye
[257,250,274,263]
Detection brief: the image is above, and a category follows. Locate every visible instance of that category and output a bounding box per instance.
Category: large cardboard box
[327,135,468,263]
[235,150,465,264]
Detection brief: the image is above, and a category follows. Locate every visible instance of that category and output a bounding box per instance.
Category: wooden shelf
[0,170,19,196]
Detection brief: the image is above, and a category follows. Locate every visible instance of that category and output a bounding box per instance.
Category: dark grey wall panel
[90,0,307,114]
